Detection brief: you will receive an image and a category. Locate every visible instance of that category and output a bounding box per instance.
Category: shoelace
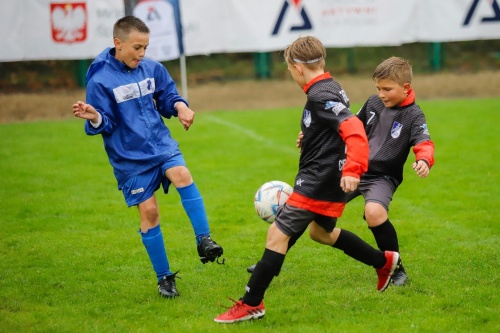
[160,270,181,286]
[217,297,243,312]
[201,239,226,265]
[170,270,181,280]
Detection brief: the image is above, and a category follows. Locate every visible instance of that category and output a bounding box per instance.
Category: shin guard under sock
[140,224,171,281]
[177,183,210,244]
[333,229,385,268]
[243,248,285,306]
[369,219,400,252]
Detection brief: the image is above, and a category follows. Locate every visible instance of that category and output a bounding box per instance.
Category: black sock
[243,248,285,306]
[369,219,400,252]
[333,229,385,268]
[287,227,306,252]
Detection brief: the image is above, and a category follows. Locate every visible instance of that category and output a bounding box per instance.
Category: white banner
[180,0,500,55]
[1,0,499,61]
[133,0,180,61]
[417,0,500,42]
[2,0,124,62]
[181,0,418,55]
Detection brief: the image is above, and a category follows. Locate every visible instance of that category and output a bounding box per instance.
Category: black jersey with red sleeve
[287,73,369,217]
[356,89,434,186]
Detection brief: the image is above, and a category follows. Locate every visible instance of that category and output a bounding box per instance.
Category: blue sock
[177,182,210,244]
[140,224,171,282]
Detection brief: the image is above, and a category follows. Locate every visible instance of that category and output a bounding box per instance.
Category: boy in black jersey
[347,57,435,285]
[214,36,401,324]
[248,57,435,287]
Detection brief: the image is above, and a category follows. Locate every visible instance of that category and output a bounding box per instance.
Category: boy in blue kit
[72,16,223,298]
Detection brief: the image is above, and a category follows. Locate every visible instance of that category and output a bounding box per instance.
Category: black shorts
[274,203,338,237]
[345,176,398,211]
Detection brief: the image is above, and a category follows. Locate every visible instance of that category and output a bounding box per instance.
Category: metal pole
[347,48,356,74]
[180,54,188,100]
[429,42,442,72]
[76,59,87,87]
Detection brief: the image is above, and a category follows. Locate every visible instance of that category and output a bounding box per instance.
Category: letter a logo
[463,0,500,25]
[272,0,312,35]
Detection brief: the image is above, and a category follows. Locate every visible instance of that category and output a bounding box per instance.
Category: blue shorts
[121,154,187,207]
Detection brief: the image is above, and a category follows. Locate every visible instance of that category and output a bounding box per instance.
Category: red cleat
[376,251,400,292]
[214,298,265,324]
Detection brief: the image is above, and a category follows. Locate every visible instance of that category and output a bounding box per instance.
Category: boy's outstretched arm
[72,101,99,123]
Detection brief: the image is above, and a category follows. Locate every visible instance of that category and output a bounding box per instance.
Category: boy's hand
[412,160,430,178]
[340,176,360,193]
[176,102,194,130]
[72,101,99,123]
[296,131,303,149]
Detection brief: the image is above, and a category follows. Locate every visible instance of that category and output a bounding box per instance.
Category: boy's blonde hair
[372,57,413,86]
[113,16,150,41]
[284,36,326,70]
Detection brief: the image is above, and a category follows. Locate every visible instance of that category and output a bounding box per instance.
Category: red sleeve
[413,140,435,168]
[338,116,369,178]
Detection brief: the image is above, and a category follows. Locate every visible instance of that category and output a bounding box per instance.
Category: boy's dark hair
[113,16,150,41]
[372,56,413,85]
[284,36,326,70]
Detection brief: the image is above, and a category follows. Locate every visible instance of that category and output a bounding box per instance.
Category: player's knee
[309,226,332,245]
[168,166,193,187]
[140,204,160,224]
[364,203,387,225]
[309,224,318,241]
[309,231,321,243]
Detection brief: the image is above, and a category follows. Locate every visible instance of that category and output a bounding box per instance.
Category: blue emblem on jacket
[391,121,403,138]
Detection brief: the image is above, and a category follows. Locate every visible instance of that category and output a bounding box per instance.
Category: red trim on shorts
[287,192,345,217]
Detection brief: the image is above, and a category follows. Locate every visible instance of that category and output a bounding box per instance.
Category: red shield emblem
[50,2,87,43]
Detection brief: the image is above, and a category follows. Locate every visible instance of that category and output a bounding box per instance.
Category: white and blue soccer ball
[254,180,293,223]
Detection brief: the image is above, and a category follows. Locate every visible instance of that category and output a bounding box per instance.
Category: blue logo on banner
[463,0,500,25]
[272,0,312,35]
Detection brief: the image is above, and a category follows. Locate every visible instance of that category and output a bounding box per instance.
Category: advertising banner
[417,0,500,42]
[129,0,183,61]
[3,0,124,62]
[1,0,499,61]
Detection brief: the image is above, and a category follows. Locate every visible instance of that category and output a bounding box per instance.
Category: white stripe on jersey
[113,78,155,104]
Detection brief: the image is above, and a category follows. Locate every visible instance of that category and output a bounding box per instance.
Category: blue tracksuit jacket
[84,47,187,189]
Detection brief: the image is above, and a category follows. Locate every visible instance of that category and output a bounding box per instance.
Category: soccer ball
[254,180,293,223]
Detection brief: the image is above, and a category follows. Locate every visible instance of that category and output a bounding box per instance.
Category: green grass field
[1,98,498,332]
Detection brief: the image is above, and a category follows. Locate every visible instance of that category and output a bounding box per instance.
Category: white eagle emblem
[51,3,87,43]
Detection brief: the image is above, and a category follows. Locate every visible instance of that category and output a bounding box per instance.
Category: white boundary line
[203,115,298,156]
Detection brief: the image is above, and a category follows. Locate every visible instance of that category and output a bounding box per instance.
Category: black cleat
[197,236,223,264]
[158,272,180,298]
[392,265,409,286]
[247,264,256,273]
